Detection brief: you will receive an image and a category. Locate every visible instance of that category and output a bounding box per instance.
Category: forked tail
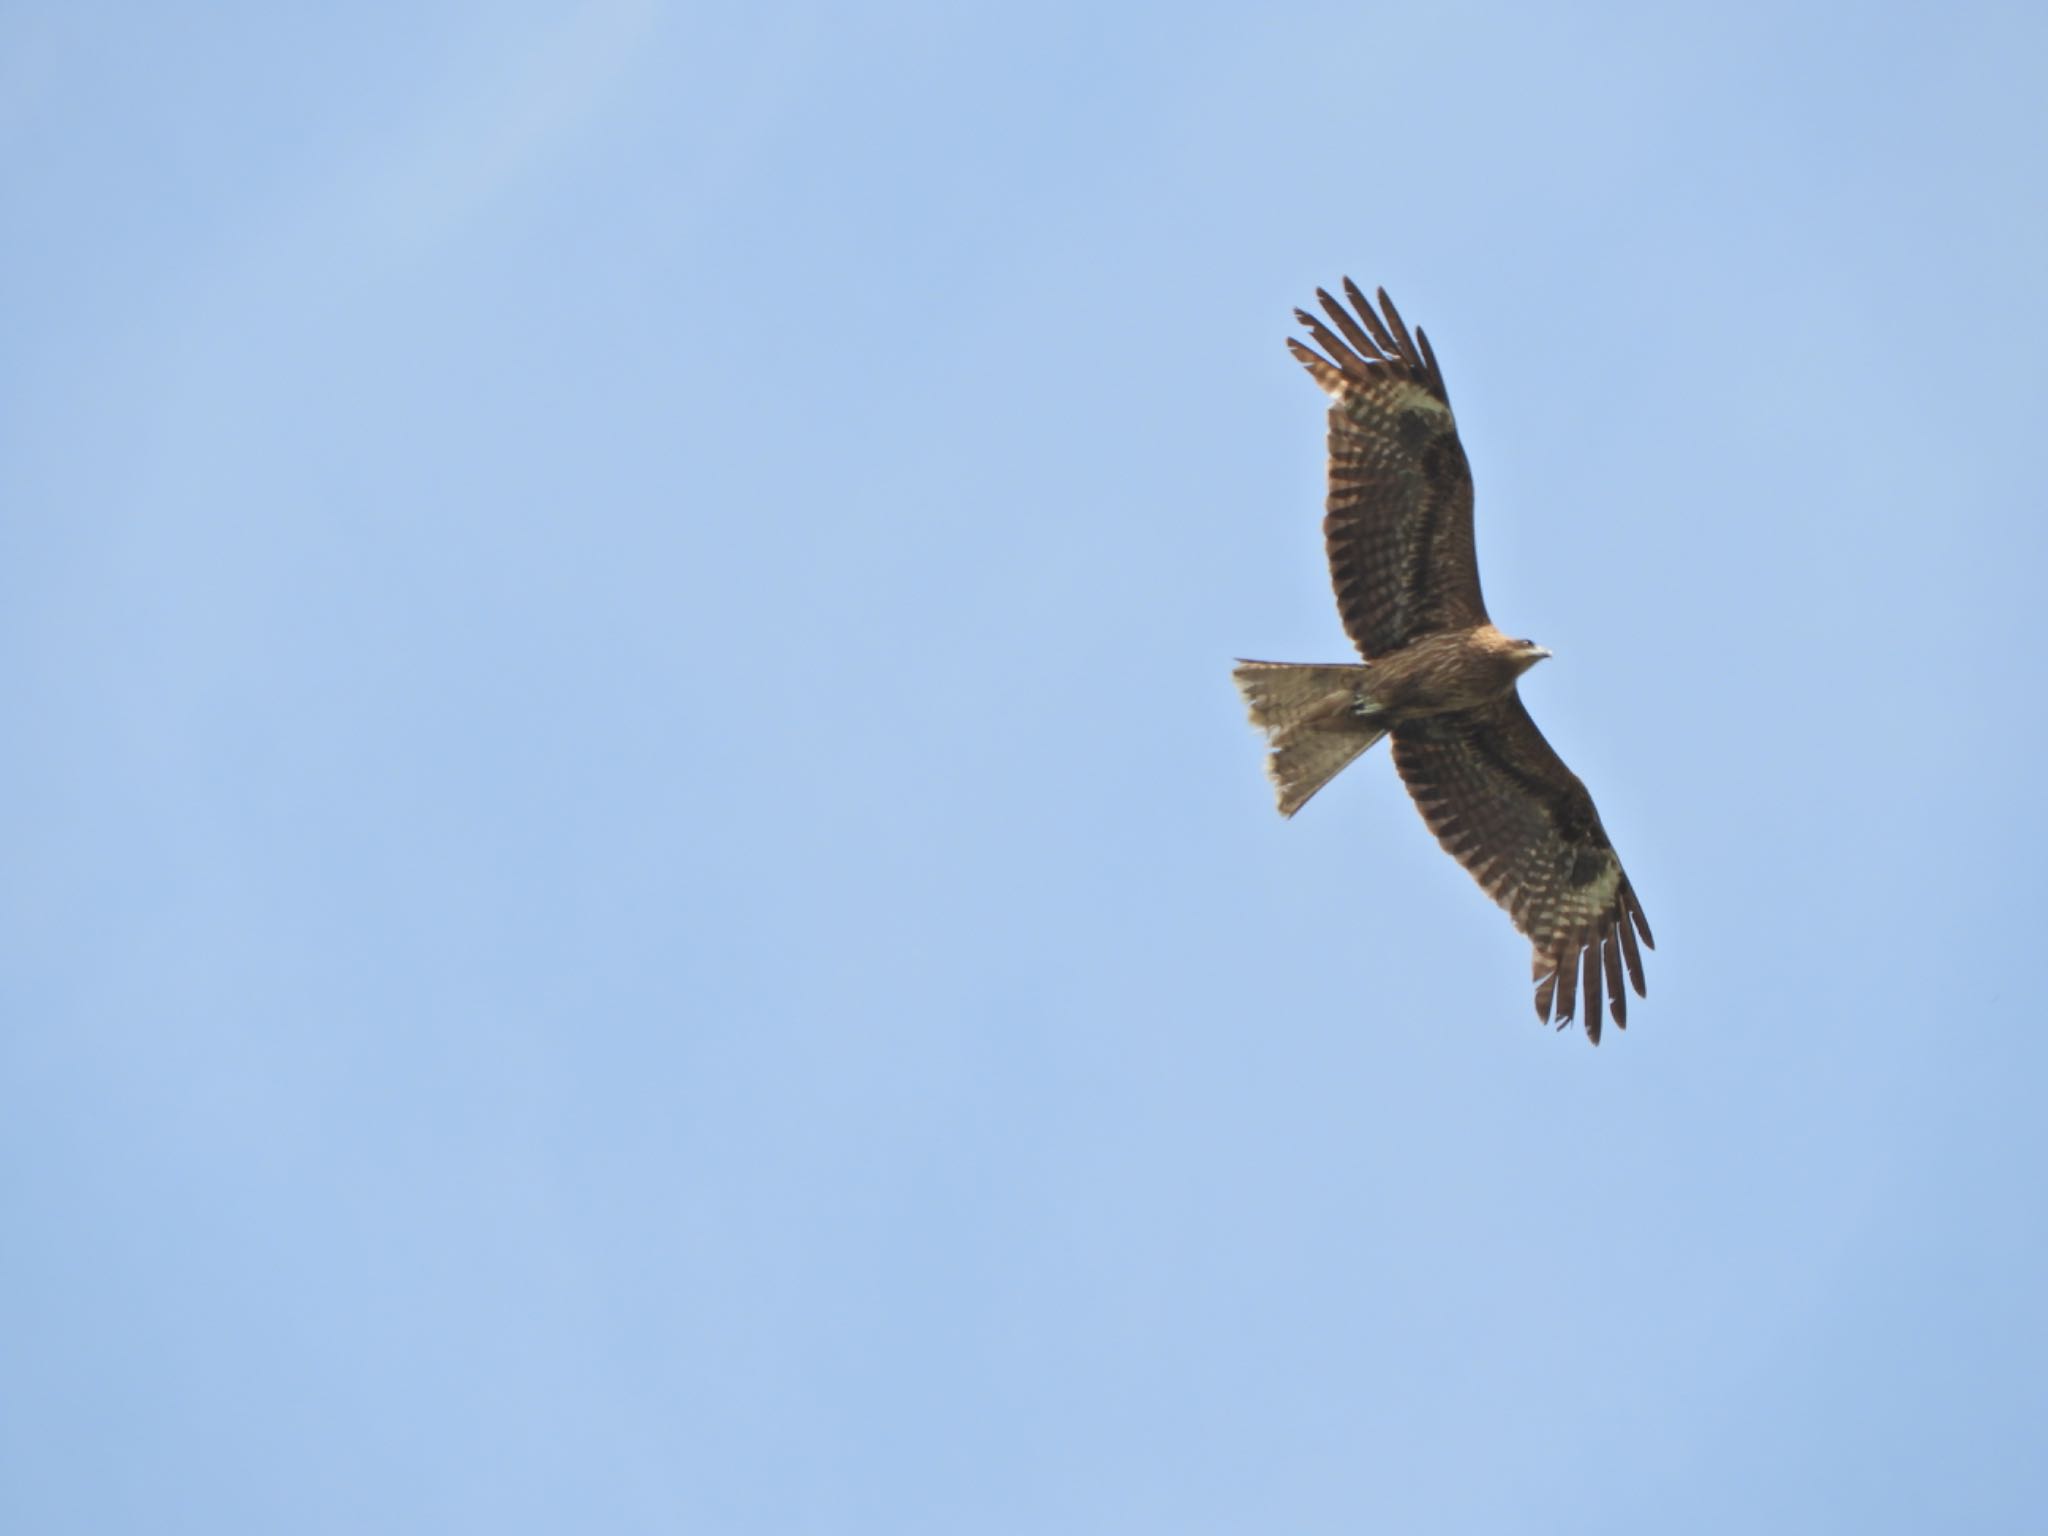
[1232,660,1387,817]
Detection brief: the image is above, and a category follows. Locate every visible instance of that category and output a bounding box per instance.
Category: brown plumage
[1235,281,1652,1042]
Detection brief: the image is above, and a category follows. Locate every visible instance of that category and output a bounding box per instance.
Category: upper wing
[1287,282,1490,659]
[1389,694,1653,1042]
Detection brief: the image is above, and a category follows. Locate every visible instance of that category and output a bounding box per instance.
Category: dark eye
[1517,638,1538,649]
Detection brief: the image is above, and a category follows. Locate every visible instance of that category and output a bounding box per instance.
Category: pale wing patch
[1344,377,1451,420]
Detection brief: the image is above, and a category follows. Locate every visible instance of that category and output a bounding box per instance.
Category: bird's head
[1511,636,1553,672]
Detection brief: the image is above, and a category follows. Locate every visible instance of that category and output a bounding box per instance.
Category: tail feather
[1232,660,1387,817]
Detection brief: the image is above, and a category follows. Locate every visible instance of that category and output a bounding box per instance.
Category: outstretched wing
[1389,694,1653,1042]
[1287,281,1488,659]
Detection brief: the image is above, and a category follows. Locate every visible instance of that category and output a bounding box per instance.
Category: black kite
[1234,281,1652,1042]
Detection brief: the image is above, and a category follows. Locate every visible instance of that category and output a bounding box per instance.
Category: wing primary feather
[1581,940,1604,1043]
[1627,890,1656,950]
[1293,311,1372,381]
[1533,961,1557,1023]
[1616,906,1647,996]
[1316,287,1387,360]
[1415,327,1449,403]
[1376,288,1423,370]
[1603,931,1627,1026]
[1553,942,1579,1027]
[1286,338,1347,393]
[1342,277,1400,354]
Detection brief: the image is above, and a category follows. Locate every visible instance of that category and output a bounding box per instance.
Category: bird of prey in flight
[1235,281,1652,1041]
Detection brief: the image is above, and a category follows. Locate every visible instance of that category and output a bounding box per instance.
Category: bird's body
[1354,624,1544,716]
[1235,281,1652,1041]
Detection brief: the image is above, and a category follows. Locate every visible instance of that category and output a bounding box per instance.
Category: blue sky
[5,2,2046,1530]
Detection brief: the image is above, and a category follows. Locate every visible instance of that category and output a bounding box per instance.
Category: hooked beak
[1527,645,1553,661]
